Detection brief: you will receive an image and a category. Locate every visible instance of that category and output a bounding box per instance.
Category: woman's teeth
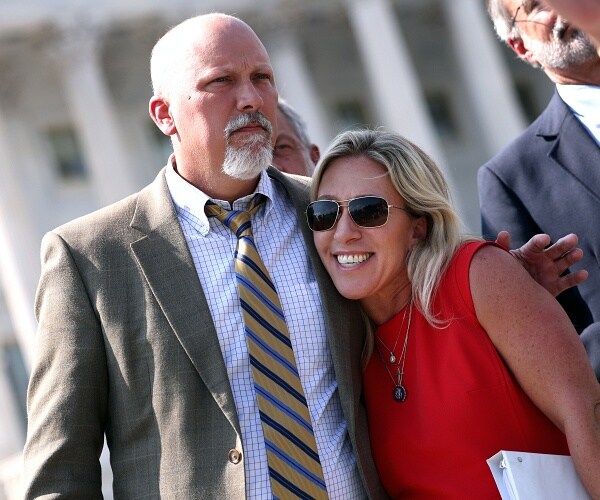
[337,253,372,266]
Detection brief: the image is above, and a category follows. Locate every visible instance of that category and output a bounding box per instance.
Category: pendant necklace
[375,299,413,402]
[376,298,410,364]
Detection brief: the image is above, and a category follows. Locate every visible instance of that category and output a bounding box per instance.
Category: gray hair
[312,129,475,328]
[487,0,517,42]
[277,98,312,148]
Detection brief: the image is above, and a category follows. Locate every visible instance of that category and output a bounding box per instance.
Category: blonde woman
[307,129,600,498]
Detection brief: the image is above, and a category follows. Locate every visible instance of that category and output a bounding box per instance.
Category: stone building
[0,0,552,497]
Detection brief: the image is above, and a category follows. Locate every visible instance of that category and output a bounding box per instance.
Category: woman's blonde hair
[311,129,477,328]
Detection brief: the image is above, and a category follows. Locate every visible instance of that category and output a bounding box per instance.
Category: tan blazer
[23,167,386,499]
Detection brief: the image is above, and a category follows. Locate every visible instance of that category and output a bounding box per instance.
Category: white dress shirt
[165,159,365,499]
[557,84,600,146]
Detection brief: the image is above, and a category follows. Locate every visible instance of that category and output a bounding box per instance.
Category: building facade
[0,0,553,497]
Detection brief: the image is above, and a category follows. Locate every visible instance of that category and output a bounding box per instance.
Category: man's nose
[237,80,263,112]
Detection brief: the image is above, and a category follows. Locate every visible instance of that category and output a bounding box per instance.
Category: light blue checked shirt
[165,159,365,499]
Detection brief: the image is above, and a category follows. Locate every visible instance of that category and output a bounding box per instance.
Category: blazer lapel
[129,170,240,434]
[127,167,366,441]
[538,92,600,203]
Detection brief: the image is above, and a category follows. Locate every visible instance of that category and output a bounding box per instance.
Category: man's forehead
[190,30,271,67]
[195,55,273,76]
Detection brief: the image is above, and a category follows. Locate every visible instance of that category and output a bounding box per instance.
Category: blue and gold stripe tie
[206,196,328,500]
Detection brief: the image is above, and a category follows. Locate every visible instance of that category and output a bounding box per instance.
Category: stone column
[267,26,330,149]
[441,0,526,155]
[0,83,38,368]
[52,18,140,206]
[344,0,446,165]
[0,90,30,488]
[0,351,24,459]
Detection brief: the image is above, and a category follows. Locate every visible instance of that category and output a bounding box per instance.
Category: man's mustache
[553,18,568,39]
[225,112,273,139]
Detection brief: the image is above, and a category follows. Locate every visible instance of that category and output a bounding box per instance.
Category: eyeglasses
[510,1,546,29]
[306,196,407,232]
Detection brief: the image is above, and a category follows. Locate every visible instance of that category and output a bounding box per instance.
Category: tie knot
[205,194,264,239]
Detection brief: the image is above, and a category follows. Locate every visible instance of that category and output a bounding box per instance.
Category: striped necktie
[205,195,328,499]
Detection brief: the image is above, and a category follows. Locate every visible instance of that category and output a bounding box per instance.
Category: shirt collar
[556,84,600,119]
[165,154,275,235]
[556,84,600,146]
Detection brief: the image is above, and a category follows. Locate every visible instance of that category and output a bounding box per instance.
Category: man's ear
[508,36,539,65]
[149,96,177,136]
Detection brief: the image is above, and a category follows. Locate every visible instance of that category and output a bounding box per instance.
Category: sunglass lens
[307,200,339,231]
[349,197,389,227]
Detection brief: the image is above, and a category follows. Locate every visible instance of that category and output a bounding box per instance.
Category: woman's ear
[309,144,320,165]
[411,216,428,245]
[149,96,177,136]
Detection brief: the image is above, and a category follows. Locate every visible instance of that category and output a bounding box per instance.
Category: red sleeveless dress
[363,241,569,499]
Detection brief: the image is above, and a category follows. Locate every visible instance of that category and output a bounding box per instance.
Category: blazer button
[228,449,242,464]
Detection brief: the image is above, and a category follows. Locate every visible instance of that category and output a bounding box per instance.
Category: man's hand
[495,231,588,297]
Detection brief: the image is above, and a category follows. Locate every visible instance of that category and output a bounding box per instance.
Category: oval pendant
[393,385,407,402]
[389,354,396,363]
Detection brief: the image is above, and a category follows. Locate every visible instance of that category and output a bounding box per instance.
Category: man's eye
[526,0,540,14]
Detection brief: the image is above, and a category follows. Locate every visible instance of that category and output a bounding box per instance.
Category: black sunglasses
[306,196,407,232]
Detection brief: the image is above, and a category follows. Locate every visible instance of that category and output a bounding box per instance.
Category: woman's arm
[470,245,600,499]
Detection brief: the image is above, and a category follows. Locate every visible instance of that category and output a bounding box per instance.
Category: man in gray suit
[23,13,383,499]
[480,0,600,378]
[22,11,589,500]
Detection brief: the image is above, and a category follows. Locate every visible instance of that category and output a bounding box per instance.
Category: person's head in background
[487,0,599,84]
[272,98,320,176]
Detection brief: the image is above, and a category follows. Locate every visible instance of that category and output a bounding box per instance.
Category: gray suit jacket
[23,167,386,499]
[478,91,600,376]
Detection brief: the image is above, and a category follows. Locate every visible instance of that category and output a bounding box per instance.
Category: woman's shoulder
[437,240,510,315]
[448,239,506,276]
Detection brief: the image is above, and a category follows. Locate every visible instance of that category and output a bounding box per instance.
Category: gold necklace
[376,299,410,363]
[375,300,413,402]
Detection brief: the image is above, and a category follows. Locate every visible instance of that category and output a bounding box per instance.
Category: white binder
[487,450,590,500]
